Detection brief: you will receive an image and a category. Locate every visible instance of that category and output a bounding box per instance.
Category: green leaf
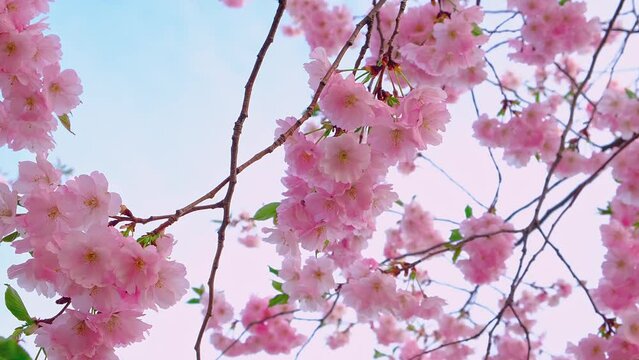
[394,199,404,207]
[268,266,280,276]
[497,107,506,117]
[137,233,159,247]
[452,246,463,263]
[598,204,612,215]
[386,96,399,107]
[1,232,19,243]
[192,286,204,296]
[268,293,289,307]
[625,88,637,99]
[272,281,283,293]
[449,229,463,242]
[253,202,279,221]
[464,205,473,219]
[186,298,200,304]
[373,349,386,359]
[57,114,76,135]
[558,0,569,5]
[4,285,32,324]
[0,337,31,360]
[471,23,483,36]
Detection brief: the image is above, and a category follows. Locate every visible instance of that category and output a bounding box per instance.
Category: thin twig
[195,1,288,357]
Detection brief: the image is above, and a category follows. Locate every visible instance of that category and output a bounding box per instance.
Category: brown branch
[194,1,287,357]
[109,202,223,228]
[508,305,531,360]
[384,0,407,60]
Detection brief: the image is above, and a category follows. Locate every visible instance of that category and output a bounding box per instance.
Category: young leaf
[449,229,463,242]
[386,95,399,107]
[4,285,32,324]
[471,23,483,36]
[1,231,19,243]
[0,337,31,360]
[373,349,386,359]
[137,233,160,247]
[192,286,205,296]
[253,202,279,221]
[598,204,612,215]
[272,280,283,293]
[625,88,637,99]
[452,246,463,263]
[58,114,76,135]
[464,205,473,219]
[187,298,200,304]
[268,266,280,276]
[268,293,289,307]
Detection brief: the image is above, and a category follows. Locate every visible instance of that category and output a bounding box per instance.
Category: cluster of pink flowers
[592,87,639,140]
[456,213,516,285]
[210,296,305,356]
[1,156,188,359]
[0,2,190,357]
[284,0,353,56]
[371,1,489,101]
[0,0,82,154]
[383,200,444,259]
[473,100,607,177]
[507,0,601,65]
[564,328,639,359]
[260,42,453,312]
[473,102,561,167]
[561,139,639,358]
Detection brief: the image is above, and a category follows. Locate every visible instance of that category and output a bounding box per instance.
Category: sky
[0,1,636,359]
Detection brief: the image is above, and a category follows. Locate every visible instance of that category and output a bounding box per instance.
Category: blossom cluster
[383,200,444,259]
[284,0,353,56]
[2,156,189,359]
[507,0,601,65]
[456,213,516,285]
[0,0,81,154]
[371,1,489,101]
[209,295,305,356]
[473,100,607,177]
[0,1,189,358]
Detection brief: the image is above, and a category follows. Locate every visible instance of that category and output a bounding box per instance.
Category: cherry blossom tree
[2,0,639,359]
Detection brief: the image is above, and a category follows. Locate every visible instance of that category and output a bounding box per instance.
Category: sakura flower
[304,47,332,91]
[0,182,17,237]
[319,134,371,183]
[43,64,82,115]
[12,154,61,193]
[319,75,378,130]
[95,310,151,347]
[114,238,161,294]
[143,259,189,309]
[57,227,118,288]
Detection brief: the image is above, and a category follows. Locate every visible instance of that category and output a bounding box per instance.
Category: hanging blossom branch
[194,0,390,358]
[530,0,626,222]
